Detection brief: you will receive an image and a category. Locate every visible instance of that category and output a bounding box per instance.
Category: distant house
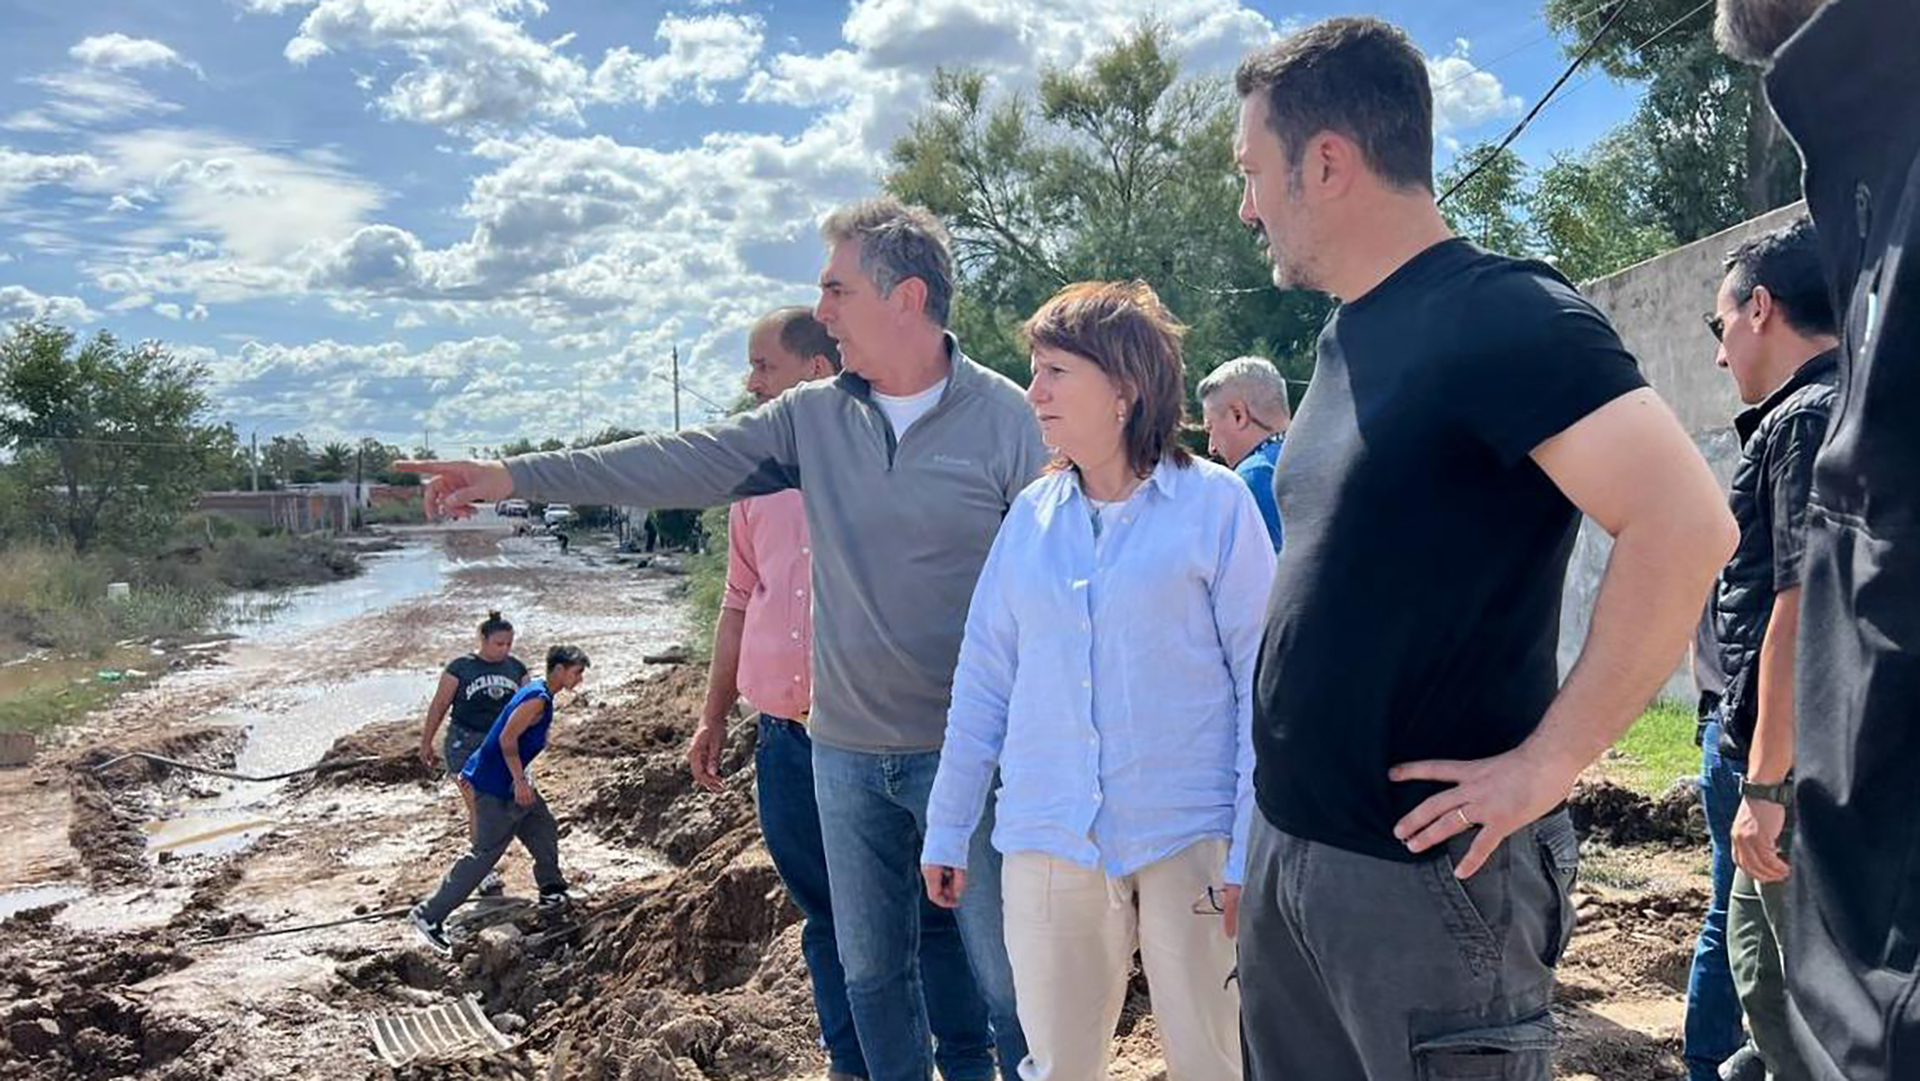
[195,489,352,534]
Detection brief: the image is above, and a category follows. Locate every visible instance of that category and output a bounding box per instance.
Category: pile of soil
[1567,777,1703,847]
[0,908,206,1081]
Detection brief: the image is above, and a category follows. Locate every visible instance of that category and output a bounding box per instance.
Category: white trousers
[1000,838,1242,1081]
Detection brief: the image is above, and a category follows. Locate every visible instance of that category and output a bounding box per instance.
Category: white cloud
[1427,39,1523,135]
[282,0,589,128]
[89,129,383,263]
[0,147,106,202]
[196,334,647,447]
[743,49,872,108]
[0,284,99,324]
[24,69,181,126]
[151,300,209,321]
[70,34,202,77]
[589,13,765,108]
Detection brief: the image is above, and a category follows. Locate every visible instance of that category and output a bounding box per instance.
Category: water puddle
[0,883,86,918]
[215,670,427,781]
[145,812,279,858]
[223,543,449,642]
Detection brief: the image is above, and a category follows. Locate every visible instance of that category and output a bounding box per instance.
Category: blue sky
[0,0,1647,452]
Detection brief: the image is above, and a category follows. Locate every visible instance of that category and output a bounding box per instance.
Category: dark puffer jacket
[1713,350,1838,760]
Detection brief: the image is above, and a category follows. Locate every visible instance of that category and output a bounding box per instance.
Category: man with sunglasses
[1198,356,1291,551]
[1700,216,1838,1081]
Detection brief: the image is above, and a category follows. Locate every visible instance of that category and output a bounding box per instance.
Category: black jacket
[1768,1,1920,1077]
[1711,351,1836,760]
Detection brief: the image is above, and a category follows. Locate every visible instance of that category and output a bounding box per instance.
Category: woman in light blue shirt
[921,281,1274,1081]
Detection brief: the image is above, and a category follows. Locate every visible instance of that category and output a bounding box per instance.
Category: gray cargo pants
[1238,809,1580,1081]
[418,787,566,924]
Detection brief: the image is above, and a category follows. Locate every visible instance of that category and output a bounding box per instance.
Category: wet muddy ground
[3,522,1710,1080]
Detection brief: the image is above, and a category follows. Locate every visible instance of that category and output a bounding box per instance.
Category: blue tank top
[461,680,554,800]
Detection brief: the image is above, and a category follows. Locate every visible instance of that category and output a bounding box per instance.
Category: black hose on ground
[89,751,384,783]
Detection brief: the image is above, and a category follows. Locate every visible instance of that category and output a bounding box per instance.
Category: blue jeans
[812,740,1027,1081]
[758,716,998,1079]
[1684,713,1747,1080]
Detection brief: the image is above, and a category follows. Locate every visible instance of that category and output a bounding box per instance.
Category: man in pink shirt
[689,307,995,1081]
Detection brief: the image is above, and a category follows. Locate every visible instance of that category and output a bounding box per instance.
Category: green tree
[263,434,312,487]
[315,441,354,481]
[1531,128,1676,283]
[886,25,1328,397]
[1544,0,1800,243]
[0,322,229,551]
[1439,144,1534,254]
[573,425,643,449]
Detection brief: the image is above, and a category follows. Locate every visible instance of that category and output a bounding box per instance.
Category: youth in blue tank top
[462,681,553,799]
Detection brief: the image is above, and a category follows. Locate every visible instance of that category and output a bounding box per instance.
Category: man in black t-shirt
[1230,19,1738,1081]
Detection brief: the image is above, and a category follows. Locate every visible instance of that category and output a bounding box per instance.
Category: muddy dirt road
[2,522,1708,1080]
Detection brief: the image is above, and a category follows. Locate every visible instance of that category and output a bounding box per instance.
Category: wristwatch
[1741,778,1795,806]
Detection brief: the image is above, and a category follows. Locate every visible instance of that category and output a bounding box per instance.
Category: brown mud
[2,524,1707,1080]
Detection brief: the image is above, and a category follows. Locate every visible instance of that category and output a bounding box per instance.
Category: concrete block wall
[1561,201,1810,702]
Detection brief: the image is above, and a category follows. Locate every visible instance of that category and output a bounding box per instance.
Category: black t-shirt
[445,653,529,731]
[1253,239,1647,862]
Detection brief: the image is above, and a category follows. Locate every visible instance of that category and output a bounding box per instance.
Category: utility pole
[671,344,681,431]
[250,431,259,492]
[354,445,365,530]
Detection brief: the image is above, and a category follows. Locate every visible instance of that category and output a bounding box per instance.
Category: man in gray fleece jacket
[402,198,1044,1081]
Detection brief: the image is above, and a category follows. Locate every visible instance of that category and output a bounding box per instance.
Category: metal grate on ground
[367,995,520,1067]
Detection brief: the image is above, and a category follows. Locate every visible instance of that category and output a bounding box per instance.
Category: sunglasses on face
[1704,311,1730,342]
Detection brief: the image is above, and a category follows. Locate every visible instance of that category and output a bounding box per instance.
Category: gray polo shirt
[507,337,1049,753]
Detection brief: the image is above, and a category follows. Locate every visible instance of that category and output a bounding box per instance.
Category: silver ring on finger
[1454,807,1472,829]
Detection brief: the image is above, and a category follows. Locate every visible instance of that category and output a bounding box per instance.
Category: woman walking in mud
[921,281,1273,1080]
[418,611,528,895]
[411,644,590,955]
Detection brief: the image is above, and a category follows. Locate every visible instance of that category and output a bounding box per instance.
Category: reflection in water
[145,813,278,857]
[0,883,86,918]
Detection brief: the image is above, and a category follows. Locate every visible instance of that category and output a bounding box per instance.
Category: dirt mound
[564,668,712,760]
[0,918,204,1081]
[573,670,758,867]
[1561,886,1707,995]
[1567,778,1703,847]
[299,717,435,791]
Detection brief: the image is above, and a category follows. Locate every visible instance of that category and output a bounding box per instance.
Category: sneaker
[1719,1045,1766,1081]
[537,889,570,912]
[478,871,505,897]
[409,906,452,957]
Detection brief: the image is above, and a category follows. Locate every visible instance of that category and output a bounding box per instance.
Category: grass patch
[0,670,123,734]
[682,506,730,661]
[363,498,425,525]
[1608,699,1700,796]
[0,532,356,657]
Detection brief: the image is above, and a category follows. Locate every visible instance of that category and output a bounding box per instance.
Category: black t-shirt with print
[445,653,529,732]
[1253,239,1648,862]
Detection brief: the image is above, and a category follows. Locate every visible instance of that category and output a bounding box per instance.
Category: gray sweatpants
[418,788,566,924]
[1238,810,1579,1081]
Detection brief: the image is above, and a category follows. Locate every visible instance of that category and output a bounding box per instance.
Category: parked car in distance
[497,499,530,517]
[543,503,574,527]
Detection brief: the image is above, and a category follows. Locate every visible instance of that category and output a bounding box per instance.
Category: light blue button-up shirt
[923,455,1275,885]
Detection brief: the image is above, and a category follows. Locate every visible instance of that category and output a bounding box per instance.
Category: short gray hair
[1197,356,1291,422]
[820,197,956,327]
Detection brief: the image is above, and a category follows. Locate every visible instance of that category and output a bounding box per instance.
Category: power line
[1529,0,1719,117]
[1438,0,1635,205]
[1430,0,1632,93]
